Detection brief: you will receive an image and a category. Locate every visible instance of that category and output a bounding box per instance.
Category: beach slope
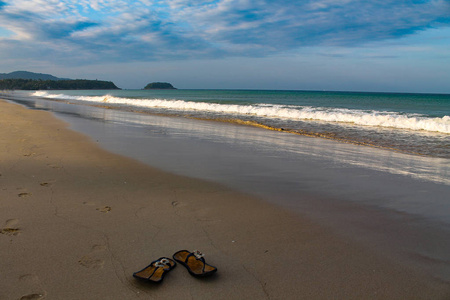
[0,100,448,299]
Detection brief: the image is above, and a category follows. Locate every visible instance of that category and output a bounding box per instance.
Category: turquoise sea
[24,89,450,158]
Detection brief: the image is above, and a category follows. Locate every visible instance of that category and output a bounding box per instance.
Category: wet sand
[1,99,449,299]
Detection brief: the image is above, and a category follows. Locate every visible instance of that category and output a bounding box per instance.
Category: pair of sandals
[133,250,217,283]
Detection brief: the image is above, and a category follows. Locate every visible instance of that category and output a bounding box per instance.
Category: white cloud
[0,0,448,65]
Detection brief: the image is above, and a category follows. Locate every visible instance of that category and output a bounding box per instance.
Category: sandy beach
[1,99,449,299]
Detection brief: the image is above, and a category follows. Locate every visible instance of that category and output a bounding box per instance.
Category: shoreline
[1,99,449,299]
[4,90,448,159]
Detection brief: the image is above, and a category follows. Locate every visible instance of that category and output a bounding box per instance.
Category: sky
[0,0,449,93]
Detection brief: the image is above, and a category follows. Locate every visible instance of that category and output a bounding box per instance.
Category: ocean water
[26,89,450,158]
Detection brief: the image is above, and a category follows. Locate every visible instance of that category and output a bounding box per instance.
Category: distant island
[0,71,120,90]
[144,82,176,89]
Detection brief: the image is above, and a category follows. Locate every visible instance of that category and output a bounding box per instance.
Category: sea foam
[32,91,450,134]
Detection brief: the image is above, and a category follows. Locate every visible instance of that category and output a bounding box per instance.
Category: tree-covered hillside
[144,82,176,89]
[0,79,119,90]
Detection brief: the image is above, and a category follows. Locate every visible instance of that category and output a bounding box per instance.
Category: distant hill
[144,82,176,89]
[0,71,120,90]
[0,79,119,90]
[0,71,70,81]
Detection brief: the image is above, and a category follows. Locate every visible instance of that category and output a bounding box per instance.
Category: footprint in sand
[19,274,39,282]
[0,219,21,236]
[18,274,46,300]
[46,163,61,169]
[20,293,46,300]
[91,244,107,252]
[96,206,111,213]
[78,244,107,269]
[39,182,53,187]
[18,192,32,198]
[0,227,21,236]
[78,255,105,269]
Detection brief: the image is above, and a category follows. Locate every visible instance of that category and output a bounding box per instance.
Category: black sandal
[133,257,176,283]
[173,250,217,277]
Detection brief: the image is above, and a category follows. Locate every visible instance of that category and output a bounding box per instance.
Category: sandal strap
[186,251,207,273]
[155,258,172,269]
[156,258,171,267]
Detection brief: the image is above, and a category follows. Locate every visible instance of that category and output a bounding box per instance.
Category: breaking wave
[32,91,450,134]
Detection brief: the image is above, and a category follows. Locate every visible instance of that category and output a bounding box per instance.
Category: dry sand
[1,99,449,299]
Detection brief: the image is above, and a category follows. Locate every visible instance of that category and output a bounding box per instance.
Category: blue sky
[0,0,449,93]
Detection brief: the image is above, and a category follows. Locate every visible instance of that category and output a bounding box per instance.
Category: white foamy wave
[31,91,450,134]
